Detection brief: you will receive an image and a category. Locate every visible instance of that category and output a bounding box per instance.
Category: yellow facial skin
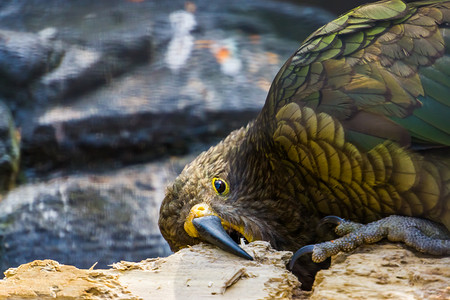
[184,202,254,242]
[184,203,219,238]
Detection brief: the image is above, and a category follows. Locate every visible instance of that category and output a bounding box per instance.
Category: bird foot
[289,215,450,268]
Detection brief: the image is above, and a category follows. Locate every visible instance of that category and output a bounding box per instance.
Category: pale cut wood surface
[0,241,448,299]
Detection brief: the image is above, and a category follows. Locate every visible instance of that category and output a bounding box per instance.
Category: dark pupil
[214,180,226,194]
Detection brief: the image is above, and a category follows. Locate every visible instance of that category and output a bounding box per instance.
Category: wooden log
[0,241,448,299]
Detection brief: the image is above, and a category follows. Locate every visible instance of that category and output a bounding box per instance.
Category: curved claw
[193,215,253,260]
[288,244,314,270]
[318,215,344,228]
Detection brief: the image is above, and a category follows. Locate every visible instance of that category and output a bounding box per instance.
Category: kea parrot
[159,0,450,289]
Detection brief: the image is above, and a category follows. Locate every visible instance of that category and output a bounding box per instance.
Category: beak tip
[243,252,254,261]
[192,215,254,261]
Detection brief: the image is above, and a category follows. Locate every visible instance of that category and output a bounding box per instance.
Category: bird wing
[260,0,450,150]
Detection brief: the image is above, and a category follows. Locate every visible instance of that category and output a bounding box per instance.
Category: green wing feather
[260,0,450,150]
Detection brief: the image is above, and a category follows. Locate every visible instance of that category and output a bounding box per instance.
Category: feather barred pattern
[260,0,450,231]
[272,102,450,229]
[261,0,450,148]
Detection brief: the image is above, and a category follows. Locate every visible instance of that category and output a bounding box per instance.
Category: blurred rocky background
[0,0,369,272]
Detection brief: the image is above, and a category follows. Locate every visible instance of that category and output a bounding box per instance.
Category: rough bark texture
[0,241,448,299]
[311,243,450,300]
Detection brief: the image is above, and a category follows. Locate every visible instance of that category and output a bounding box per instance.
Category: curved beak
[192,215,253,260]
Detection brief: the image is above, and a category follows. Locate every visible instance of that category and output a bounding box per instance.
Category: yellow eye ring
[212,177,229,195]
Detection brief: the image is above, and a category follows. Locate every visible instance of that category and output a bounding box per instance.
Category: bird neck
[230,121,300,205]
[230,120,321,249]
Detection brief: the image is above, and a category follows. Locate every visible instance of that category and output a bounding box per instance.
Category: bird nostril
[184,203,219,238]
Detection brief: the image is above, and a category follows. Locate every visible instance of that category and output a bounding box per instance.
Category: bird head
[159,125,282,260]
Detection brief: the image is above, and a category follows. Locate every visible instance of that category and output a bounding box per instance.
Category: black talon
[289,244,314,270]
[318,215,344,227]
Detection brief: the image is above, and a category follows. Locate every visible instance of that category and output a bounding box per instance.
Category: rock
[30,27,153,105]
[0,100,20,195]
[0,29,63,85]
[0,159,185,272]
[0,0,335,173]
[0,242,448,299]
[32,46,110,104]
[281,0,374,15]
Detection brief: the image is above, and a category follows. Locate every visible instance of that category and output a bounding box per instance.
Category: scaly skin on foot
[290,215,450,268]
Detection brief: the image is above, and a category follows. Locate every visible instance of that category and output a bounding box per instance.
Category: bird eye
[212,177,229,195]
